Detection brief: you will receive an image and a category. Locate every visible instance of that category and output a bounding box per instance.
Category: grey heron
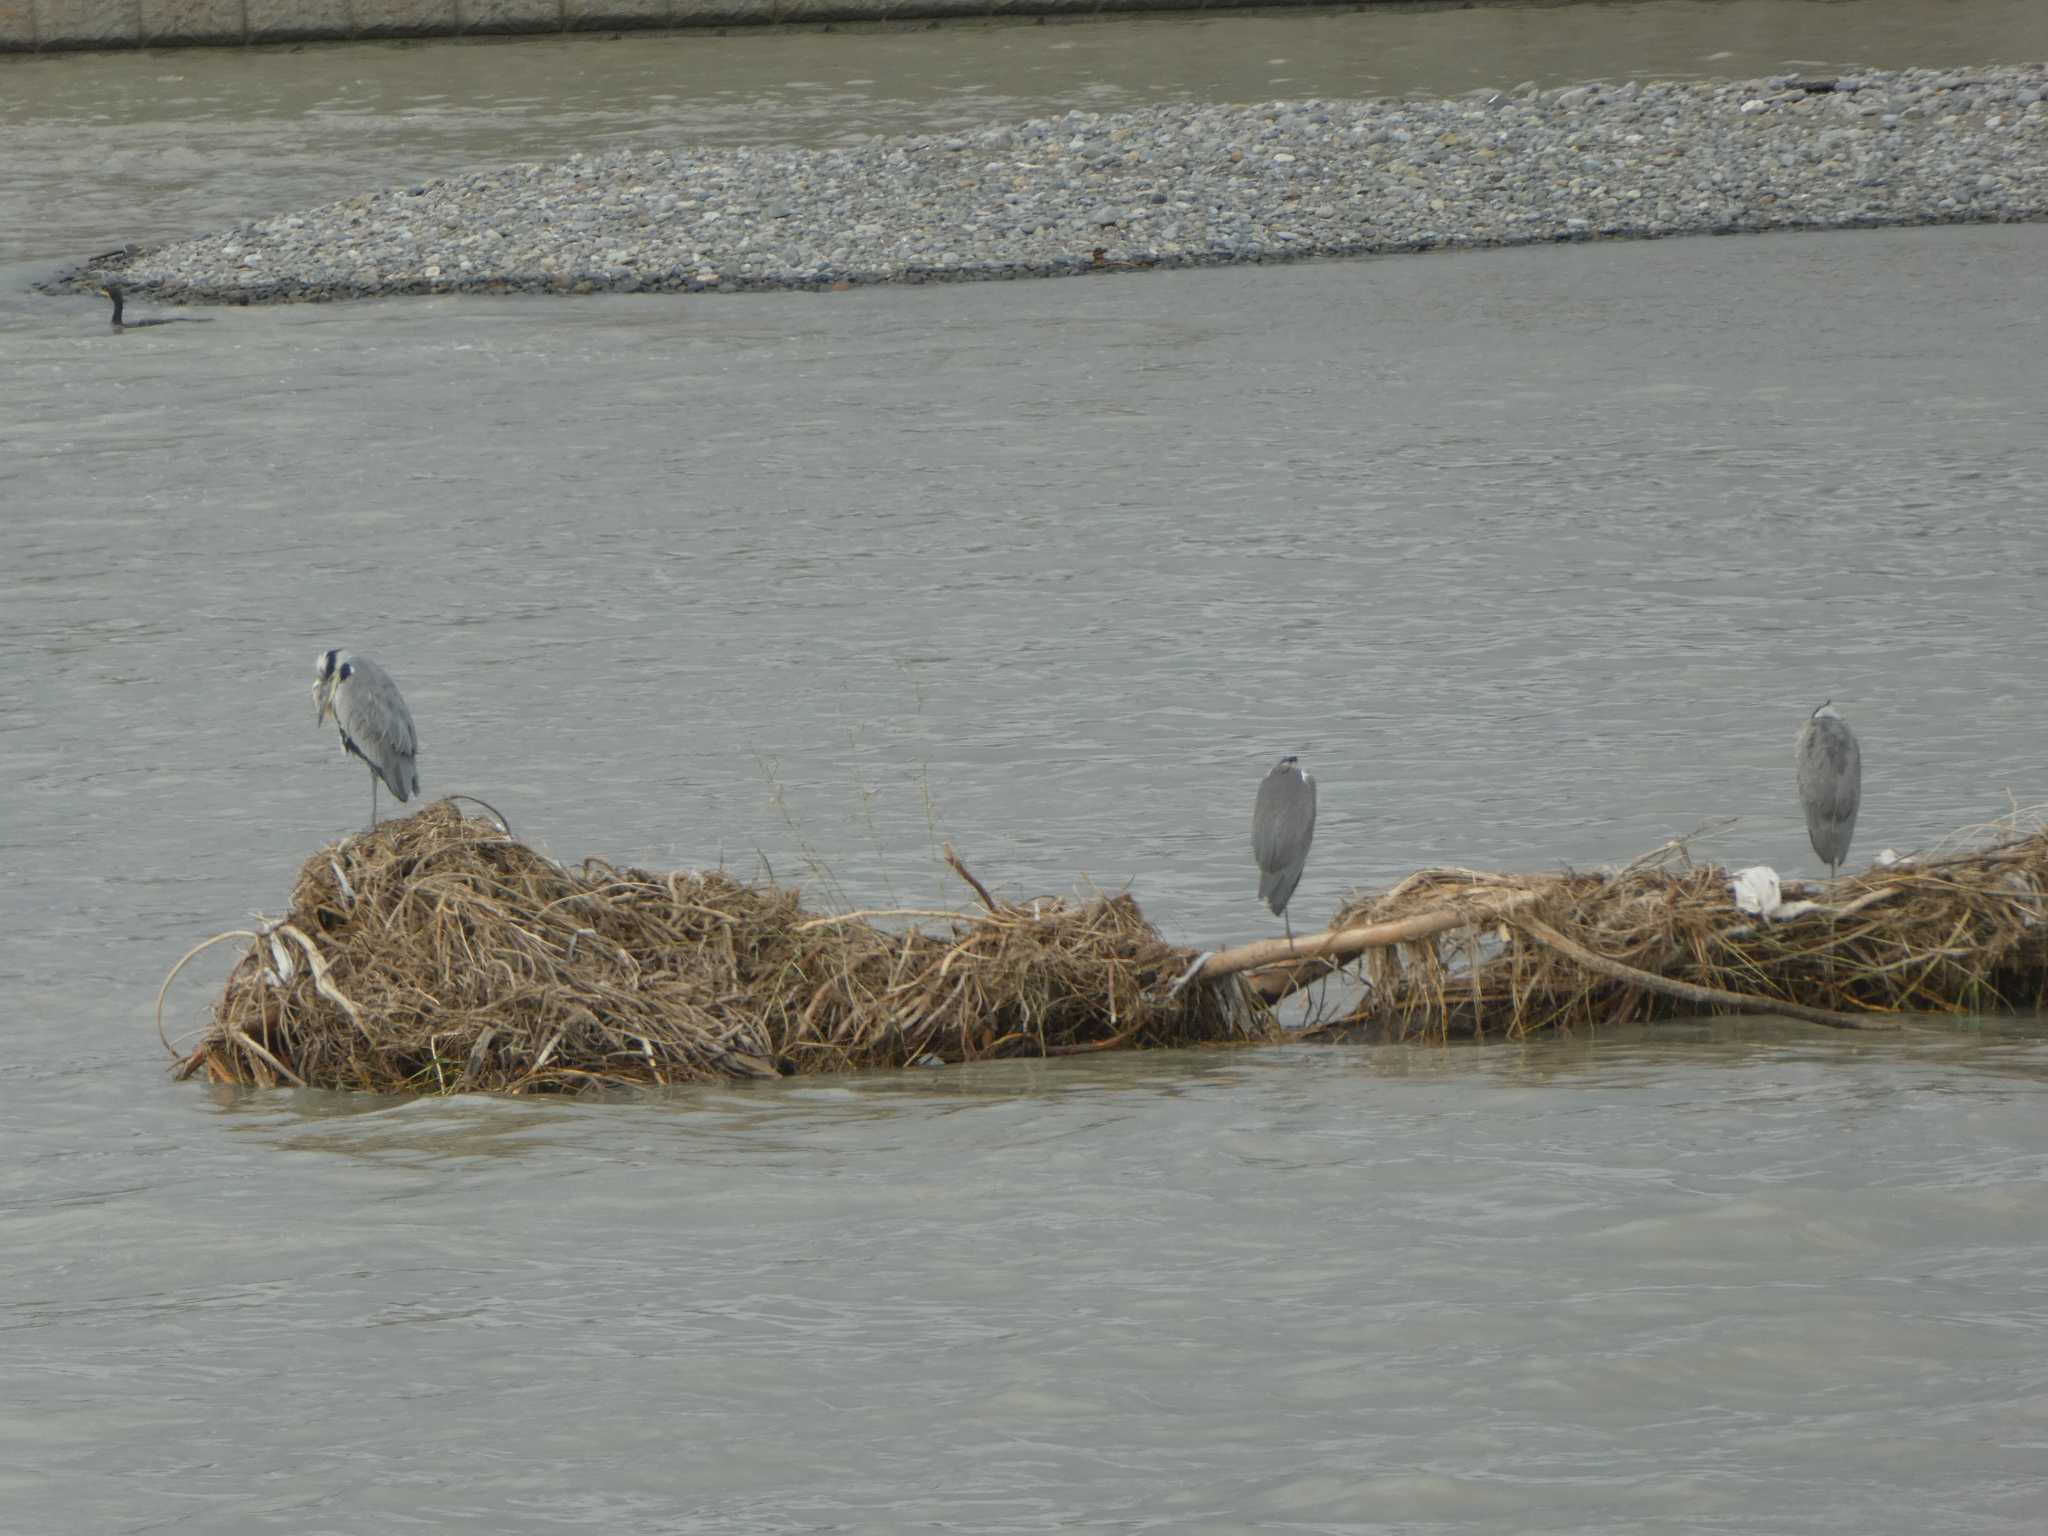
[1795,701,1861,879]
[1252,755,1317,941]
[313,649,419,827]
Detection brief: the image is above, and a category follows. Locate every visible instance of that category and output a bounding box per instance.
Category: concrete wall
[0,0,1330,51]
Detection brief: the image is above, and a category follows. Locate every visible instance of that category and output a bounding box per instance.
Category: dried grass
[165,801,1258,1094]
[166,803,2048,1094]
[1308,818,2048,1042]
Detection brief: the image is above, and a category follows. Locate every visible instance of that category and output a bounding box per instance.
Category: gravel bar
[67,65,2048,303]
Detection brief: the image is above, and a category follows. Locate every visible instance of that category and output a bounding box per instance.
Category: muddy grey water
[8,230,2047,1535]
[7,14,2048,1536]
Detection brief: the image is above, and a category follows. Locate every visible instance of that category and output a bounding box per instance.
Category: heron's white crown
[1812,702,1840,721]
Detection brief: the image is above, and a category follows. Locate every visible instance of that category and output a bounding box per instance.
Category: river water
[4,3,2048,1532]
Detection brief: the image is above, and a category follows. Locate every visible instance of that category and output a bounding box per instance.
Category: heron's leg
[1283,911,1294,947]
[369,770,379,829]
[1820,863,1841,992]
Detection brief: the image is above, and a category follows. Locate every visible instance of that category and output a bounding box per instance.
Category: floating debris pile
[165,801,1252,1094]
[164,805,2048,1095]
[1292,823,2048,1041]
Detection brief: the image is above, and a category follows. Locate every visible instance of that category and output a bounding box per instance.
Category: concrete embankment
[3,0,1329,53]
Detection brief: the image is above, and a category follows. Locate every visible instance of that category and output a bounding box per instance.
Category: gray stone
[354,0,456,34]
[563,0,663,25]
[670,0,775,19]
[244,0,349,39]
[32,0,137,48]
[0,0,35,46]
[780,0,895,17]
[139,0,242,43]
[456,0,563,32]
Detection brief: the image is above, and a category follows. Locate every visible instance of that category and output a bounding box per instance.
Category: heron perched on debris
[1795,701,1861,880]
[313,649,419,828]
[1252,755,1317,941]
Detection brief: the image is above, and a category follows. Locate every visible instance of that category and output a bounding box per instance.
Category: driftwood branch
[1246,953,1348,1005]
[1508,913,1899,1032]
[1202,890,1541,983]
[157,928,260,1055]
[945,843,998,913]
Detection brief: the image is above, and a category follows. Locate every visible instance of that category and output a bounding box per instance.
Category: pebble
[61,65,2048,303]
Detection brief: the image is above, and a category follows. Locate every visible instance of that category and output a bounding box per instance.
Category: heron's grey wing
[1251,767,1289,870]
[1796,718,1861,860]
[385,687,420,800]
[1252,767,1317,913]
[337,659,420,802]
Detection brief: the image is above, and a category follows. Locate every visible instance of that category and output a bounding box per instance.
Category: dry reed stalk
[1201,887,1541,980]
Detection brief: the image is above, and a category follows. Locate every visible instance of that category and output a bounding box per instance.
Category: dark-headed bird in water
[313,649,419,829]
[1795,701,1861,879]
[1252,755,1317,941]
[99,282,208,330]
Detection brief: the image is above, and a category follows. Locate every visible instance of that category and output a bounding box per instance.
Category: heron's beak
[313,679,333,724]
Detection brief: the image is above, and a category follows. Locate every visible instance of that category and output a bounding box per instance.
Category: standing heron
[313,649,419,828]
[1252,755,1317,941]
[1795,701,1861,880]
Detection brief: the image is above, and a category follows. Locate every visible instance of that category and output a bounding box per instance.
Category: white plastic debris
[1876,848,1902,867]
[1766,900,1823,922]
[1729,865,1783,917]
